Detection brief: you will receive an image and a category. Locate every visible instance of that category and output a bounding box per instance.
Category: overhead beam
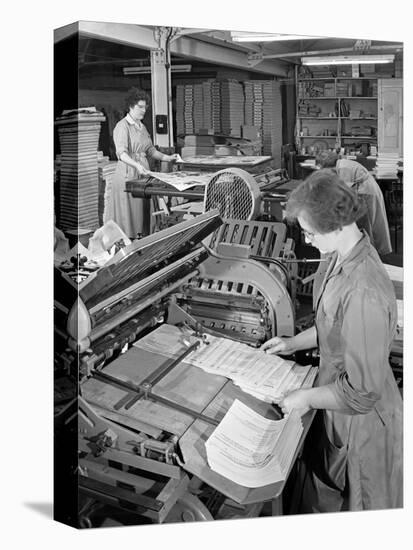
[172,35,289,76]
[54,21,290,76]
[54,22,80,43]
[262,44,403,59]
[55,21,159,49]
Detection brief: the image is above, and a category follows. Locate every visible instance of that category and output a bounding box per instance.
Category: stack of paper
[242,80,282,164]
[187,333,317,401]
[206,399,303,487]
[211,81,222,134]
[176,85,186,135]
[375,153,401,178]
[240,363,318,403]
[193,84,204,133]
[220,80,244,138]
[55,109,106,232]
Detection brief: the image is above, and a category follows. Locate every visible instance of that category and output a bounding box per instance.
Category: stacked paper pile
[220,80,245,137]
[176,85,186,135]
[206,399,304,487]
[177,81,223,135]
[187,333,317,402]
[184,84,195,135]
[375,153,401,178]
[244,81,264,129]
[193,84,204,133]
[263,80,282,161]
[211,81,222,133]
[243,80,282,164]
[203,81,213,130]
[55,108,105,232]
[176,84,195,135]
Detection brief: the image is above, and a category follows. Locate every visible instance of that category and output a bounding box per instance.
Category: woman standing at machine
[105,87,180,238]
[316,150,392,256]
[262,169,402,512]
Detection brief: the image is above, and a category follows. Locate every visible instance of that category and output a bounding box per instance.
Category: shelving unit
[296,75,378,155]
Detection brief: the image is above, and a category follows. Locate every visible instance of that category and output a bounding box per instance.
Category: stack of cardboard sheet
[55,109,105,232]
[193,84,204,133]
[176,84,195,135]
[263,80,282,163]
[211,81,222,133]
[184,84,195,135]
[176,85,186,135]
[243,80,282,165]
[220,80,245,137]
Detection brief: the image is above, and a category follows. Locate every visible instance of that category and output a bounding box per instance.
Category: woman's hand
[261,336,297,355]
[164,153,181,163]
[136,163,149,176]
[277,389,311,416]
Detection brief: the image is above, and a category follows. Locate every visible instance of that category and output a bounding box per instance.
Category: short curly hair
[124,87,150,111]
[285,169,366,233]
[315,150,339,168]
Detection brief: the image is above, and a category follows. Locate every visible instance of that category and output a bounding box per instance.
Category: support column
[151,27,174,155]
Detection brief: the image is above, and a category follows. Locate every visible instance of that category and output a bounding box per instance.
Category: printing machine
[54,209,302,527]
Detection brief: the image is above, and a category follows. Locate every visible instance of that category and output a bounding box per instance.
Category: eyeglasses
[301,228,316,241]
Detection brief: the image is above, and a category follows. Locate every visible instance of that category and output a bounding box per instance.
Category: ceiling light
[123,64,192,75]
[231,32,322,42]
[302,54,394,65]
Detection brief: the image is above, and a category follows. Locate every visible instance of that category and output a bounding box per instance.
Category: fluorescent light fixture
[123,64,192,75]
[231,31,322,42]
[302,54,394,65]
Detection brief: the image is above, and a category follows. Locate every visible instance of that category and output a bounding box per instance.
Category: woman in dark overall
[262,169,402,512]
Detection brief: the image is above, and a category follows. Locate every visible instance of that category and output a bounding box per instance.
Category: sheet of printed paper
[238,365,318,402]
[205,399,303,487]
[133,324,197,359]
[187,334,294,394]
[147,170,211,190]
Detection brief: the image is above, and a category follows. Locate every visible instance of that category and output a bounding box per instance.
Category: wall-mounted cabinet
[296,76,378,155]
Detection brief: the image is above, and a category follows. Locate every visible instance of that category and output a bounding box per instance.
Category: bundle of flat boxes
[220,80,244,137]
[243,80,282,163]
[193,84,204,133]
[55,110,105,232]
[176,79,282,166]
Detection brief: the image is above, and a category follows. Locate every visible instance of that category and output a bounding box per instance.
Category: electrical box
[156,114,168,134]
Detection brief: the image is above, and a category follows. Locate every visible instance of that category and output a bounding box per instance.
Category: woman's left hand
[277,389,311,416]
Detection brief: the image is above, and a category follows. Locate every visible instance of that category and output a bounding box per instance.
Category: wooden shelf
[341,117,377,120]
[300,135,377,141]
[299,96,336,100]
[299,117,377,120]
[341,136,376,140]
[339,96,377,99]
[296,72,380,152]
[298,116,338,119]
[300,136,337,139]
[299,96,377,100]
[299,77,378,81]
